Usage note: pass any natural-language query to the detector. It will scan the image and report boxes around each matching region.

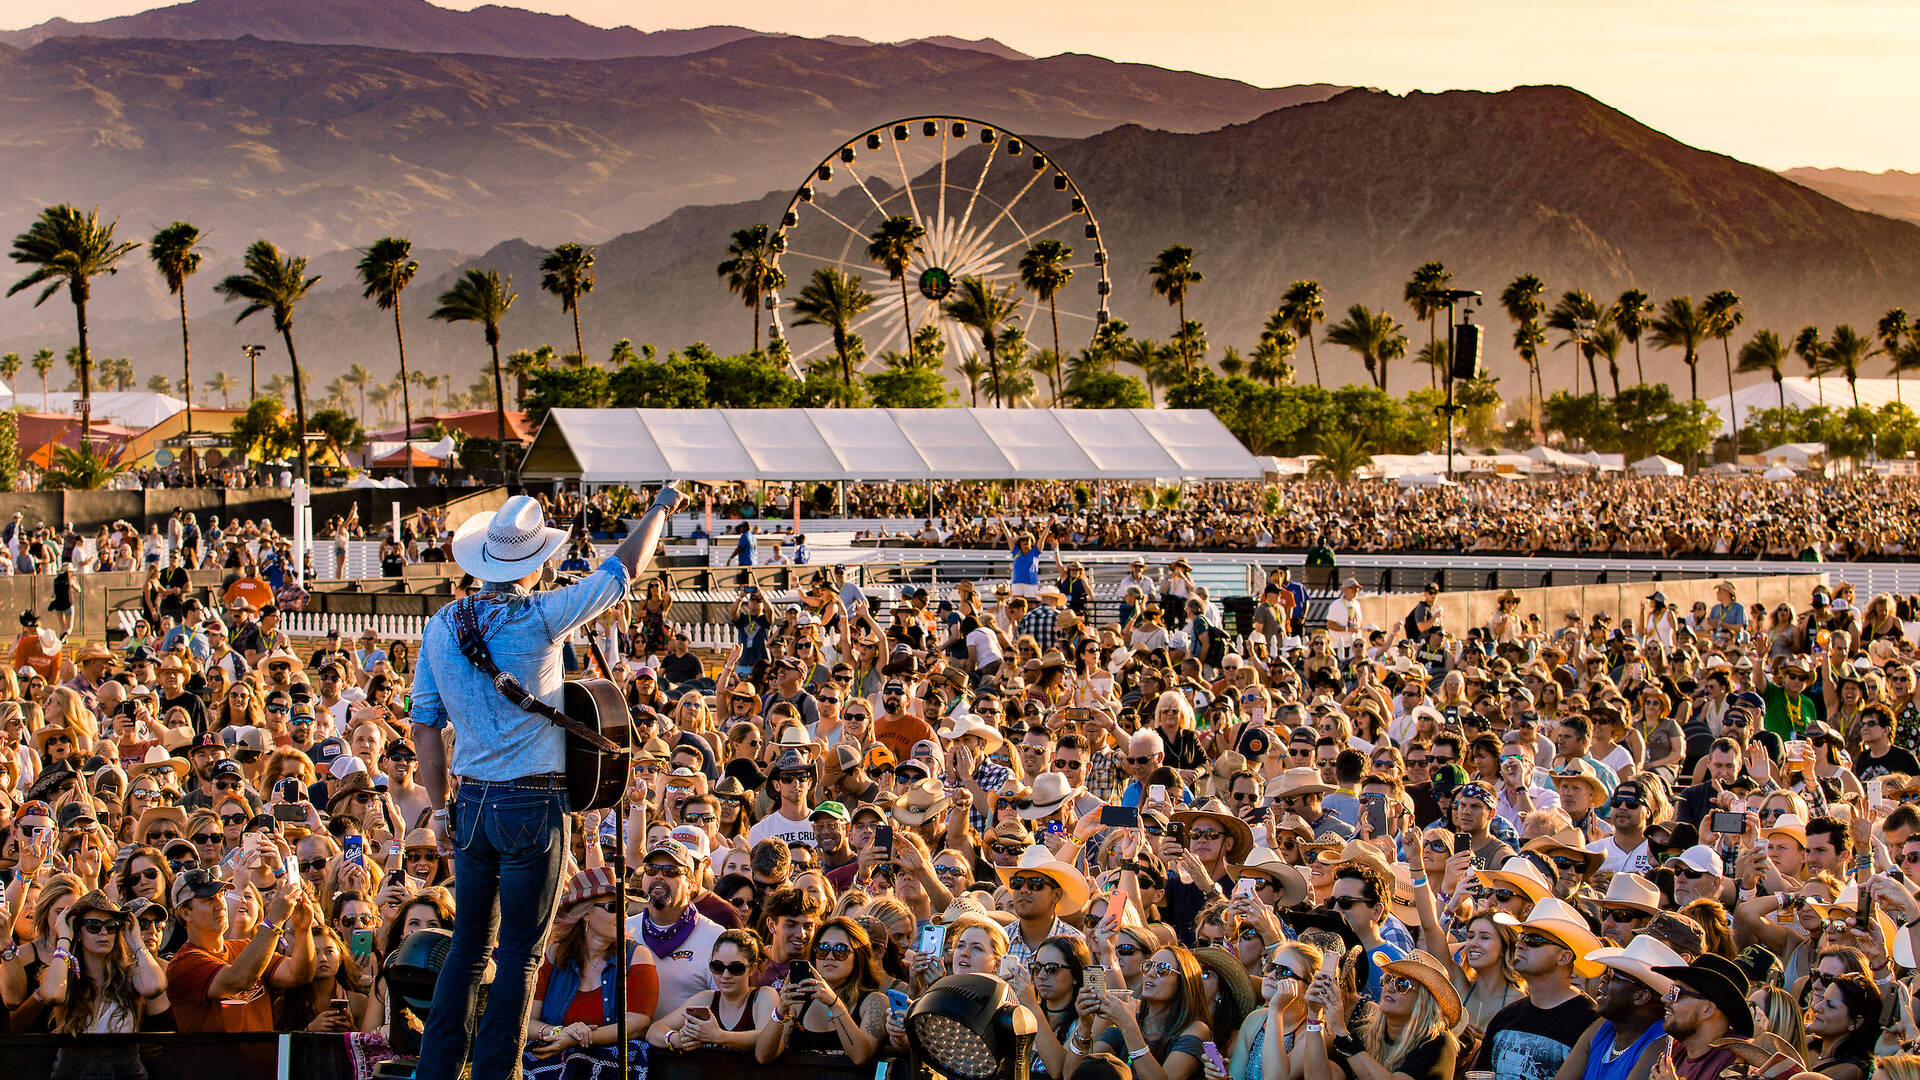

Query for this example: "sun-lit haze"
[19,0,1919,173]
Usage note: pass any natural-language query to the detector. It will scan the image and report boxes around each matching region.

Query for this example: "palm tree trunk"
[898,278,915,353]
[1688,353,1699,404]
[71,284,92,453]
[1585,350,1599,398]
[751,289,762,355]
[571,306,584,364]
[1306,333,1322,388]
[491,338,509,482]
[1428,316,1438,389]
[1633,340,1645,384]
[1049,297,1063,397]
[395,307,414,487]
[1851,377,1861,410]
[1723,340,1739,454]
[283,328,309,483]
[1777,374,1786,412]
[1177,298,1189,376]
[179,290,195,484]
[988,346,1002,407]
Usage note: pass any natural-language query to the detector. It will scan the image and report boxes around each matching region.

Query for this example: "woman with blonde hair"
[1749,983,1808,1059]
[42,686,97,754]
[214,682,264,732]
[1229,939,1322,1080]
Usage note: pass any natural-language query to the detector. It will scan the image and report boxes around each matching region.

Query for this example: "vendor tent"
[1631,455,1685,476]
[520,408,1265,483]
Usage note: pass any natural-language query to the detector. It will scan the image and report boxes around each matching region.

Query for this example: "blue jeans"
[416,781,571,1080]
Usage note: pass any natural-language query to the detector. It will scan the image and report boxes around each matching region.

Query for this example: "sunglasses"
[1517,932,1562,950]
[79,918,124,935]
[643,864,686,879]
[1115,943,1143,957]
[813,942,853,960]
[1384,976,1417,994]
[1601,906,1647,922]
[137,912,167,928]
[168,858,197,872]
[214,780,243,792]
[1663,984,1705,1004]
[300,857,329,874]
[1052,759,1084,771]
[1489,889,1520,904]
[1126,755,1157,765]
[220,813,249,826]
[148,830,180,842]
[338,913,381,928]
[192,832,221,845]
[1189,827,1225,842]
[933,863,967,877]
[1229,791,1259,804]
[1610,797,1643,810]
[1327,896,1372,910]
[685,812,717,825]
[1028,961,1071,978]
[710,960,750,976]
[594,900,630,915]
[130,866,160,882]
[1007,874,1055,892]
[1142,960,1177,976]
[989,843,1026,858]
[1551,857,1584,872]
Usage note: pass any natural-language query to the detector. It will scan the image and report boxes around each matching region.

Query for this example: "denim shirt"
[411,557,631,781]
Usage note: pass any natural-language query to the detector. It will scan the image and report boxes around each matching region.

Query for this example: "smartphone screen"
[1362,794,1387,836]
[1709,810,1746,835]
[874,825,894,854]
[686,1005,713,1022]
[1099,805,1140,829]
[1147,785,1167,805]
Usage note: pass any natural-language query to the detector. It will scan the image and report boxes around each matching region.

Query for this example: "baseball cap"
[910,739,939,761]
[187,732,224,754]
[1665,844,1722,876]
[331,756,368,778]
[645,837,698,873]
[170,867,234,908]
[209,759,243,780]
[666,826,711,862]
[809,801,849,823]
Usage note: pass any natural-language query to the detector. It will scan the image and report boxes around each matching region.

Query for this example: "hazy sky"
[27,0,1920,172]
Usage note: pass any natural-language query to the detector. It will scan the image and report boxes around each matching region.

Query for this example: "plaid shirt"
[1083,746,1125,803]
[1005,918,1085,972]
[971,759,1012,832]
[1018,606,1059,652]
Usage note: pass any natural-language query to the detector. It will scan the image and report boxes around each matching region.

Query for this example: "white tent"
[1581,451,1626,472]
[1760,443,1825,468]
[1524,445,1593,470]
[1631,455,1685,476]
[1705,377,1910,431]
[1395,473,1453,487]
[521,408,1266,482]
[1763,466,1797,481]
[15,390,186,429]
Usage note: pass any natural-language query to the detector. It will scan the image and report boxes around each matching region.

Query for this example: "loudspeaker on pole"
[1451,322,1483,380]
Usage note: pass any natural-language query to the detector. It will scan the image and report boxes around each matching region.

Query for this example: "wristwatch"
[0,944,16,963]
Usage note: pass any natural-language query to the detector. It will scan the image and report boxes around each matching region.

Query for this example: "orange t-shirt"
[532,956,659,1027]
[224,578,275,610]
[168,939,284,1033]
[11,633,59,680]
[874,713,937,765]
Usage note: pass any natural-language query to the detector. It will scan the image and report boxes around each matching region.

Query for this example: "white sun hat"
[450,495,571,583]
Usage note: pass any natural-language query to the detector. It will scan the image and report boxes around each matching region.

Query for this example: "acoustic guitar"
[558,677,633,812]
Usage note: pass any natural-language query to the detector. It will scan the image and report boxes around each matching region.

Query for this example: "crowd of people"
[17,498,1920,1080]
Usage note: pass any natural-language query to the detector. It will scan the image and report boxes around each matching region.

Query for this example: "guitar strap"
[448,594,627,756]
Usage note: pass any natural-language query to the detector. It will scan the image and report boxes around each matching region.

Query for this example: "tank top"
[1580,1019,1666,1080]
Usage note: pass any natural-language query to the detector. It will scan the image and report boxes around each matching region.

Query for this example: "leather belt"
[459,773,569,791]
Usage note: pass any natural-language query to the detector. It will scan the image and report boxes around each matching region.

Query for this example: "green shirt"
[1762,683,1815,739]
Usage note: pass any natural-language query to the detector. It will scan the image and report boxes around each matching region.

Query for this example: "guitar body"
[560,678,633,811]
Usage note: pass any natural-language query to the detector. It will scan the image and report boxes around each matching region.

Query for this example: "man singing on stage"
[410,482,683,1080]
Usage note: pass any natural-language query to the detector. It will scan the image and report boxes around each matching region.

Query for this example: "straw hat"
[1474,856,1554,904]
[993,844,1091,915]
[262,648,305,673]
[891,779,953,827]
[1548,760,1608,801]
[1171,799,1255,863]
[941,712,1005,754]
[1493,897,1607,977]
[1036,649,1069,671]
[1521,828,1603,880]
[126,745,190,783]
[1765,813,1809,848]
[1192,945,1257,1014]
[1598,872,1661,915]
[1018,773,1082,820]
[1584,934,1686,994]
[1313,839,1392,878]
[28,723,83,755]
[1708,1033,1804,1076]
[1229,846,1309,907]
[452,494,571,583]
[1263,767,1335,801]
[134,806,189,842]
[1379,950,1461,1027]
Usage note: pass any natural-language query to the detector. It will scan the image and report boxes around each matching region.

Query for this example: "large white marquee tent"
[521,408,1266,483]
[1705,376,1911,431]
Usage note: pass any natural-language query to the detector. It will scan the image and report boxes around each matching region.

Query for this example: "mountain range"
[15,82,1919,408]
[1781,168,1920,226]
[0,0,1029,59]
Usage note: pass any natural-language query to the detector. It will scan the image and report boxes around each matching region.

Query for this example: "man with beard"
[1557,937,1683,1080]
[1473,898,1601,1080]
[179,733,234,811]
[994,845,1088,968]
[807,802,856,872]
[1651,954,1750,1080]
[872,679,934,763]
[1585,780,1653,875]
[1663,845,1730,907]
[626,837,723,1015]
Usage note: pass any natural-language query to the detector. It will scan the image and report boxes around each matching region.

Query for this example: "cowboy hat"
[1651,954,1754,1036]
[1584,934,1686,995]
[942,712,1005,754]
[1229,846,1310,907]
[1312,839,1392,877]
[890,778,952,827]
[28,723,83,755]
[1036,649,1069,671]
[1263,767,1335,801]
[134,806,189,842]
[1475,856,1555,905]
[994,844,1091,915]
[1765,813,1809,848]
[1708,1034,1804,1076]
[451,494,571,583]
[1018,773,1082,821]
[1171,800,1255,863]
[1494,897,1607,977]
[326,772,378,815]
[1598,872,1661,915]
[1266,814,1317,846]
[74,641,115,665]
[1522,828,1604,880]
[1547,760,1608,801]
[1379,950,1462,1027]
[261,649,305,673]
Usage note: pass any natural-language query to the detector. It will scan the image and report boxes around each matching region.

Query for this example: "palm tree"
[957,357,986,406]
[1499,274,1547,413]
[1648,296,1712,404]
[1249,330,1294,386]
[357,237,420,477]
[1415,340,1450,387]
[1879,308,1913,403]
[1309,429,1372,483]
[214,240,320,481]
[539,242,595,361]
[1546,290,1612,396]
[1591,327,1624,398]
[432,269,518,476]
[944,276,1022,406]
[146,373,171,394]
[1615,288,1653,384]
[1512,320,1547,432]
[41,444,128,490]
[323,376,350,412]
[204,370,238,407]
[1148,246,1203,375]
[1324,304,1407,393]
[103,356,135,391]
[29,349,53,410]
[1,353,22,392]
[1822,325,1876,410]
[148,221,204,479]
[1019,239,1074,394]
[717,225,786,354]
[1277,280,1326,387]
[1172,320,1208,376]
[1219,347,1244,378]
[504,347,552,408]
[1793,327,1827,405]
[791,267,875,394]
[7,204,138,449]
[867,215,928,349]
[1702,289,1745,443]
[1403,260,1451,388]
[368,383,393,424]
[262,372,292,405]
[1738,329,1791,413]
[342,363,374,421]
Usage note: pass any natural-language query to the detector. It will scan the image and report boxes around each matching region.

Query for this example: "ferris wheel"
[768,116,1113,377]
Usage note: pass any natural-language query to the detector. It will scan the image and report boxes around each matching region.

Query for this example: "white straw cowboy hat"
[994,844,1091,915]
[1584,935,1686,995]
[1018,772,1083,821]
[1598,872,1662,915]
[451,495,570,583]
[1493,897,1607,977]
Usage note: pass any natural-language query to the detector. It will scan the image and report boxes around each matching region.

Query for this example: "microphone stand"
[615,787,633,1080]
